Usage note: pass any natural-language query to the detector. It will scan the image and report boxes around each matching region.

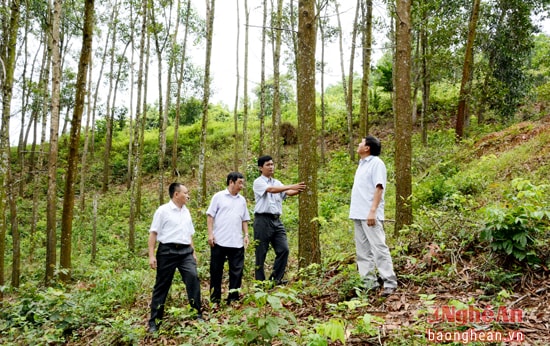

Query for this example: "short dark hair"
[257,155,273,167]
[365,136,382,156]
[168,182,183,198]
[226,171,244,185]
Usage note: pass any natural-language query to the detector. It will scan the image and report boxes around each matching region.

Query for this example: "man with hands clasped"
[207,172,251,304]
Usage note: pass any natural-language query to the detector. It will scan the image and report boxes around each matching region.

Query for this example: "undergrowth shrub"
[480,179,550,266]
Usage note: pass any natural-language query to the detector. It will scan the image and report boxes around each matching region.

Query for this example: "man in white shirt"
[207,172,251,304]
[253,155,305,285]
[349,136,397,297]
[147,183,202,333]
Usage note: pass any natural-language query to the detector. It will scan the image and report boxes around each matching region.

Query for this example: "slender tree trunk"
[271,0,283,164]
[258,0,267,156]
[297,0,320,267]
[1,0,22,294]
[60,0,94,283]
[346,0,360,160]
[150,1,168,204]
[129,0,148,252]
[198,0,216,207]
[102,0,120,193]
[233,0,241,172]
[394,0,413,234]
[455,0,481,141]
[335,1,354,160]
[242,0,250,193]
[359,0,373,137]
[173,0,192,177]
[162,0,180,195]
[421,20,429,146]
[46,0,63,286]
[80,57,94,212]
[318,5,327,165]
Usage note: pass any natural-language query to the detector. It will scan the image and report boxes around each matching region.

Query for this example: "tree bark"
[297,0,320,267]
[455,0,481,141]
[359,0,373,137]
[271,0,283,164]
[394,0,413,234]
[101,0,120,194]
[198,0,215,207]
[233,0,241,172]
[1,0,22,294]
[258,0,267,156]
[60,0,94,283]
[172,0,192,177]
[46,0,63,286]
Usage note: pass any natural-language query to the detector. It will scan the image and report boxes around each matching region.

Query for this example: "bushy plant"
[480,179,550,265]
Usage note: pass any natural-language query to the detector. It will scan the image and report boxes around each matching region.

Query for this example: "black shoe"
[195,314,204,322]
[147,323,158,333]
[381,287,396,297]
[275,279,288,286]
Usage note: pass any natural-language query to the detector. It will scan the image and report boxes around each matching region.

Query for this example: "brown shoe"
[381,287,396,297]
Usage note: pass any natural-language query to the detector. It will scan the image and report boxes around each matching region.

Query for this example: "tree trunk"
[101,0,120,194]
[60,0,94,283]
[242,0,250,191]
[46,0,63,286]
[198,0,215,207]
[258,0,267,156]
[1,0,22,295]
[297,0,320,268]
[129,0,149,252]
[420,21,429,146]
[150,1,167,204]
[455,0,481,141]
[318,5,327,165]
[271,0,283,164]
[359,0,373,137]
[394,0,413,234]
[233,0,241,172]
[173,0,192,177]
[335,1,357,160]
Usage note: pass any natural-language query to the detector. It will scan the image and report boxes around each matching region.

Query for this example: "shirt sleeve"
[149,208,162,233]
[206,193,218,217]
[253,177,268,200]
[372,159,387,189]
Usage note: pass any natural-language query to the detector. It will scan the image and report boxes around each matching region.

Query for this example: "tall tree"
[394,0,413,233]
[172,0,192,177]
[60,0,94,283]
[233,0,241,172]
[241,0,250,180]
[129,0,149,252]
[45,0,63,285]
[271,0,283,163]
[101,0,120,194]
[297,0,320,267]
[455,0,481,140]
[258,0,267,156]
[1,0,22,294]
[150,0,171,204]
[198,0,215,207]
[359,0,374,137]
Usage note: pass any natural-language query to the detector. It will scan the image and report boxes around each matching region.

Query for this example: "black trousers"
[209,244,245,303]
[253,213,289,283]
[149,243,201,327]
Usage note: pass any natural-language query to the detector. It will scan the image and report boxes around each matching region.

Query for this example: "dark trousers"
[209,244,245,303]
[253,214,289,283]
[149,243,201,327]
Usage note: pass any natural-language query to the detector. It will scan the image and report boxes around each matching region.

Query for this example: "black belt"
[160,242,190,249]
[255,213,280,220]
